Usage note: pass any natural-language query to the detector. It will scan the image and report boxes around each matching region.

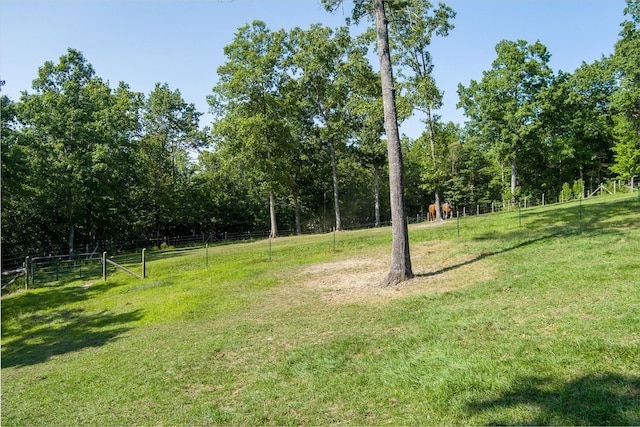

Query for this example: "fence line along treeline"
[3,2,639,278]
[4,189,637,293]
[3,182,636,274]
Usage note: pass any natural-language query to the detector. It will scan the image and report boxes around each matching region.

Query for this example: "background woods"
[2,1,639,263]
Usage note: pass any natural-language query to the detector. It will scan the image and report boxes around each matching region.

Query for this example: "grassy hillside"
[2,193,639,425]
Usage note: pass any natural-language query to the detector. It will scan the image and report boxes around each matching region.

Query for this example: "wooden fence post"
[142,248,146,278]
[518,204,522,227]
[579,197,583,219]
[24,256,30,290]
[102,251,107,280]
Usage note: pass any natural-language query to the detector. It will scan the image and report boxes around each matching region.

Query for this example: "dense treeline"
[2,0,639,260]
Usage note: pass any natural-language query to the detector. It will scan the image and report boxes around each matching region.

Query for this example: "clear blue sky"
[0,0,627,139]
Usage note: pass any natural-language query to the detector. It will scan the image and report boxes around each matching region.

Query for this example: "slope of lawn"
[2,192,639,425]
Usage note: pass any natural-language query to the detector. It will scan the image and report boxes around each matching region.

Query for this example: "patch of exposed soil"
[291,240,496,305]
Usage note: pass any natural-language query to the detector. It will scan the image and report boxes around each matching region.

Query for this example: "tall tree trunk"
[329,138,342,231]
[373,164,381,227]
[155,203,161,240]
[67,188,74,254]
[510,157,517,205]
[267,150,278,238]
[375,0,413,286]
[269,189,278,238]
[291,182,302,235]
[427,106,442,220]
[67,130,75,254]
[427,106,437,166]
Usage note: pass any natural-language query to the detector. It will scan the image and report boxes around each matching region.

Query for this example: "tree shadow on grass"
[521,196,639,233]
[465,196,637,247]
[467,373,640,425]
[2,280,124,315]
[2,280,143,368]
[1,307,143,368]
[415,233,561,279]
[416,219,630,279]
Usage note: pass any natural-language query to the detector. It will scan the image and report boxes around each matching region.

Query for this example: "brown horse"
[442,202,453,219]
[428,203,437,221]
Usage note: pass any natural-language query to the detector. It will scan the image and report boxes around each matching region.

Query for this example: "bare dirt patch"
[291,240,496,305]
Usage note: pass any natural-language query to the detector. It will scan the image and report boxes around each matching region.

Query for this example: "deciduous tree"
[209,21,292,238]
[289,24,358,231]
[458,40,553,204]
[18,49,143,252]
[323,0,413,286]
[388,0,455,219]
[538,61,615,195]
[140,82,203,237]
[610,0,640,185]
[1,90,34,255]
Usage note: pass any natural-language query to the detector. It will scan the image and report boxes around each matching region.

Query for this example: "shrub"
[561,182,572,202]
[573,179,584,199]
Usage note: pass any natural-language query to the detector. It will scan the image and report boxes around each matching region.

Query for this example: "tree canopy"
[2,1,637,278]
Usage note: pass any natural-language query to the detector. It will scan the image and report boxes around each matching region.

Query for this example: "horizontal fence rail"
[28,253,104,288]
[3,186,637,294]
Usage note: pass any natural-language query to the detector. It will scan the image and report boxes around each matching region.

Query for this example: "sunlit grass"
[2,192,639,425]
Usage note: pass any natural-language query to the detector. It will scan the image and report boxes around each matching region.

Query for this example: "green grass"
[2,192,639,425]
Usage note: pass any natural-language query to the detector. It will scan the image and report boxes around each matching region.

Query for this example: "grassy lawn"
[2,193,639,425]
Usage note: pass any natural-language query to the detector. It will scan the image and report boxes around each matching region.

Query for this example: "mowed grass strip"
[2,192,639,425]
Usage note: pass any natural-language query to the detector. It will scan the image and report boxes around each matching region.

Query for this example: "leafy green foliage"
[140,82,203,236]
[610,0,640,181]
[384,0,456,217]
[573,179,585,199]
[562,182,572,201]
[1,94,33,255]
[458,40,553,203]
[13,49,145,252]
[535,60,616,195]
[2,1,638,267]
[289,24,370,231]
[209,21,294,237]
